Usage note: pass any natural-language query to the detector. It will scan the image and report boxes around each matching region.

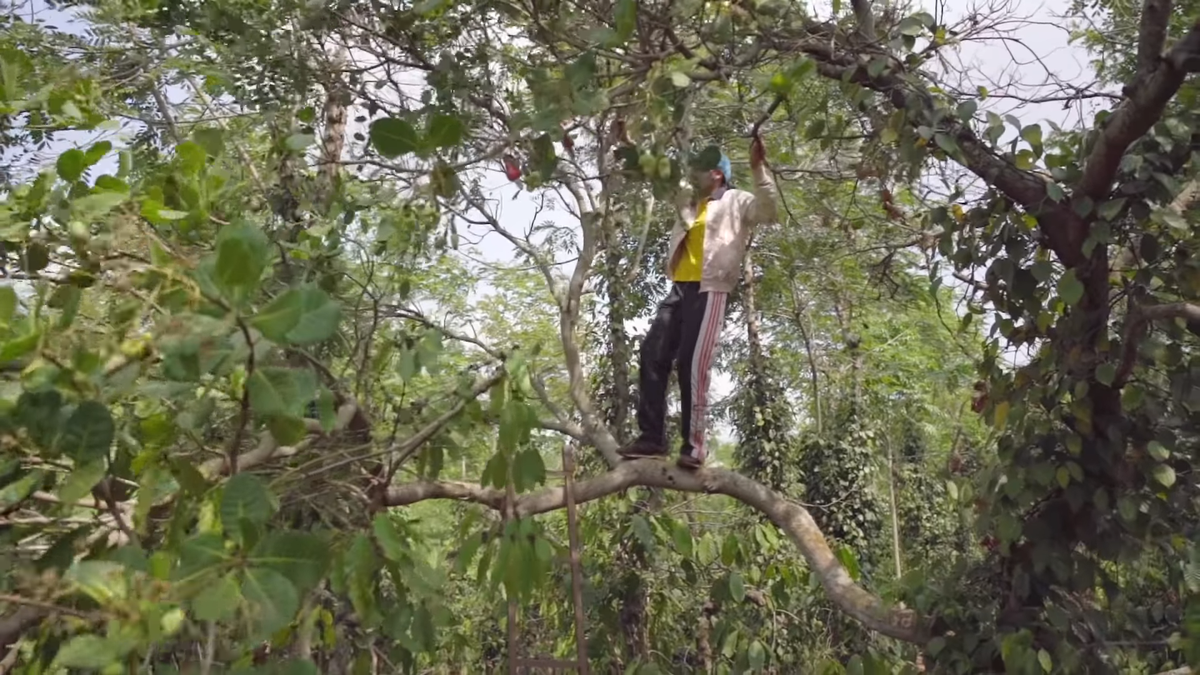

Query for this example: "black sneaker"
[617,438,667,460]
[677,449,706,470]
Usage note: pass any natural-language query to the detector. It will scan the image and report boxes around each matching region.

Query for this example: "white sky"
[8,0,1103,449]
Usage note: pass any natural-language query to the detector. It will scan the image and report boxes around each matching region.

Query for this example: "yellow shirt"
[673,199,707,282]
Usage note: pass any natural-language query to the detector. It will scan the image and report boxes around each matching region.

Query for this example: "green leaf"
[56,149,86,182]
[934,133,958,155]
[242,566,300,640]
[286,133,316,151]
[728,570,746,602]
[1098,197,1126,221]
[1038,649,1052,672]
[58,401,114,462]
[220,472,278,530]
[426,114,465,149]
[267,415,308,445]
[193,128,225,157]
[1117,496,1139,523]
[192,572,241,621]
[251,530,329,593]
[373,514,409,561]
[58,460,106,504]
[1151,463,1176,488]
[71,191,129,218]
[345,533,381,623]
[35,524,90,574]
[1148,441,1170,461]
[1031,260,1054,282]
[1021,124,1043,148]
[251,286,341,346]
[836,545,862,581]
[370,118,419,158]
[0,329,40,363]
[530,133,558,182]
[317,387,337,433]
[0,286,17,324]
[211,222,270,305]
[1057,269,1084,305]
[1045,182,1064,203]
[512,448,546,492]
[748,640,766,671]
[1095,363,1116,386]
[83,140,112,167]
[65,560,127,603]
[671,521,694,558]
[956,100,977,121]
[670,71,691,88]
[52,634,128,669]
[248,367,318,418]
[0,470,45,512]
[176,141,207,174]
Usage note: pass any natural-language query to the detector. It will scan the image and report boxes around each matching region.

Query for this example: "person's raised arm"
[744,135,779,225]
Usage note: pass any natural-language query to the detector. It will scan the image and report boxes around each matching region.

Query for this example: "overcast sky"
[9,0,1103,451]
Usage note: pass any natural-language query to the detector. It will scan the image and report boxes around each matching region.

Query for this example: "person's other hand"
[750,134,766,170]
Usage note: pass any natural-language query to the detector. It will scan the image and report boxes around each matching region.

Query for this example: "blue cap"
[716,152,732,187]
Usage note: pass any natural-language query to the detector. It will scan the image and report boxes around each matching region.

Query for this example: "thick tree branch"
[1135,0,1173,85]
[0,607,43,655]
[385,459,928,644]
[1079,17,1200,199]
[849,0,876,42]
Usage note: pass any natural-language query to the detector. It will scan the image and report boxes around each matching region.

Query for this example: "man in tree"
[619,136,778,469]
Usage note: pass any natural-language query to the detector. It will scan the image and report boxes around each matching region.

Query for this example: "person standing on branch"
[619,135,778,469]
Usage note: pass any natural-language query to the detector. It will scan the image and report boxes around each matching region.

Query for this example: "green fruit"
[657,157,672,180]
[639,152,657,176]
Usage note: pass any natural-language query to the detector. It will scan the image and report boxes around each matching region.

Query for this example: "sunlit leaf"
[1151,464,1176,488]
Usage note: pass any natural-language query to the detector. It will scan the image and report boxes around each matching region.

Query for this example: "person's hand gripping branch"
[749,132,766,172]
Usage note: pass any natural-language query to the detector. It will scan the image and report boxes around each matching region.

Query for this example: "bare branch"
[386,460,928,643]
[1115,301,1200,386]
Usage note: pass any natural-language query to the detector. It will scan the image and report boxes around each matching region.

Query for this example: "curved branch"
[385,459,929,644]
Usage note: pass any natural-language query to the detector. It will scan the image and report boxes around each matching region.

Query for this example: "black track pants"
[635,282,729,462]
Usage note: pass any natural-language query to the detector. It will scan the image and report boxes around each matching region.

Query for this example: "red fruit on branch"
[502,154,521,181]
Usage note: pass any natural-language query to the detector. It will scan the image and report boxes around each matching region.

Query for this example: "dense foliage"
[3,0,1200,673]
